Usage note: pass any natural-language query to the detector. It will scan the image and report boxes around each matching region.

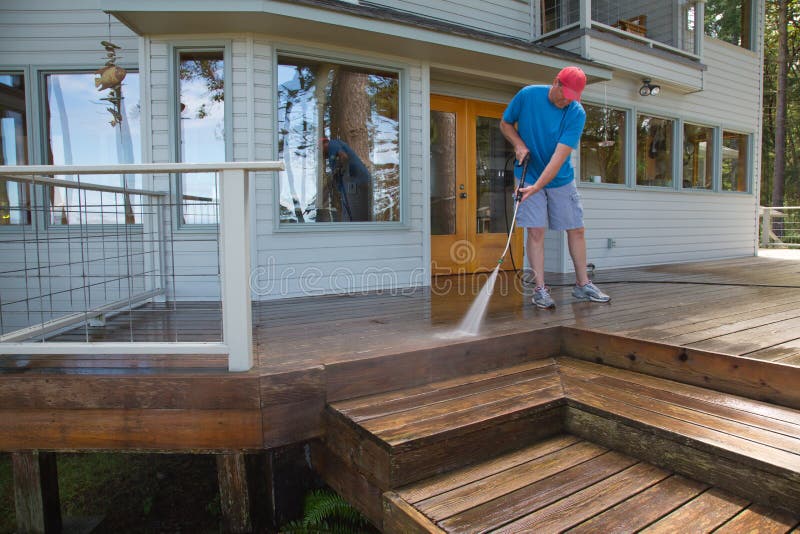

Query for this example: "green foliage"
[761,0,800,206]
[281,489,373,534]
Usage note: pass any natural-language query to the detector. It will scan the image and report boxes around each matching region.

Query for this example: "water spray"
[452,155,530,337]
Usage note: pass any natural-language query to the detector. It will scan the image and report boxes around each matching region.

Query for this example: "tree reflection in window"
[179,50,224,225]
[722,131,748,192]
[637,114,674,187]
[580,103,626,185]
[277,56,400,223]
[0,72,30,224]
[682,123,714,190]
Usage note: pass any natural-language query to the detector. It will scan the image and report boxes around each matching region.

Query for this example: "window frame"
[169,41,232,231]
[0,68,33,228]
[680,120,718,192]
[273,46,408,232]
[719,128,752,194]
[577,99,631,188]
[633,110,679,190]
[37,66,143,230]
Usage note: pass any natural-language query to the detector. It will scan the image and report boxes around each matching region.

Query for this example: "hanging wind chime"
[95,20,127,127]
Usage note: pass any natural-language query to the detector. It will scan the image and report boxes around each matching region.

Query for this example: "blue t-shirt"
[327,139,370,184]
[502,85,586,189]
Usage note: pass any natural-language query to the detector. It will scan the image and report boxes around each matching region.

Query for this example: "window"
[682,123,714,190]
[45,71,141,224]
[0,72,29,224]
[721,131,749,192]
[580,103,626,185]
[636,114,674,187]
[277,55,400,224]
[704,0,752,49]
[178,49,225,225]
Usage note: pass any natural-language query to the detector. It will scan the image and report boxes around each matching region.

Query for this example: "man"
[499,66,610,309]
[321,137,372,221]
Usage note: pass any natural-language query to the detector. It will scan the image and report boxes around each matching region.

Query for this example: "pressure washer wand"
[497,155,530,266]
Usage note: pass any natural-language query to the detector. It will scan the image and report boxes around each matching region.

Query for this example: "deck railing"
[0,161,283,371]
[537,0,702,59]
[761,206,800,248]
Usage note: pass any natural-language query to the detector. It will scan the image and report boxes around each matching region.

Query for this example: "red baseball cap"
[557,66,586,101]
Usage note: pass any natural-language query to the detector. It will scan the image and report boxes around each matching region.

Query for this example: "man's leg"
[566,227,589,286]
[568,226,611,302]
[526,227,546,288]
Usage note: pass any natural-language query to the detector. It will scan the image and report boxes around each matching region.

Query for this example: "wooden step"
[384,435,800,533]
[325,359,566,489]
[317,355,800,529]
[559,356,800,515]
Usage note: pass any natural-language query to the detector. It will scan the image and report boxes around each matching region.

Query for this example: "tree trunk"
[772,0,788,237]
[330,69,372,221]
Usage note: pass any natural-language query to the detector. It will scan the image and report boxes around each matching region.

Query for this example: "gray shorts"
[516,181,584,230]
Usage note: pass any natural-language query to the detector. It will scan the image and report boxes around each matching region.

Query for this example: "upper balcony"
[534,0,710,91]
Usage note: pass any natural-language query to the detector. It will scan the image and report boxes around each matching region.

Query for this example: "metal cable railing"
[761,207,800,248]
[0,162,283,371]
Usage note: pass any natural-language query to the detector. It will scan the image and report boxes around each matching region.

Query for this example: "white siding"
[0,0,138,66]
[569,38,762,272]
[364,0,532,40]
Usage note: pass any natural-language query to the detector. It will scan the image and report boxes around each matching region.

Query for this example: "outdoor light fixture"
[639,78,661,96]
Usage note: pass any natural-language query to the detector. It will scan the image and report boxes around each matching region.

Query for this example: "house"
[0,0,762,308]
[2,3,782,530]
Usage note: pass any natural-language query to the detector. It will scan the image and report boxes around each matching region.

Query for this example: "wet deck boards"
[387,435,800,533]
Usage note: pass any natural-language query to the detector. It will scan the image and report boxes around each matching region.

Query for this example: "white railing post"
[219,168,253,371]
[579,0,591,30]
[694,0,705,57]
[761,207,771,247]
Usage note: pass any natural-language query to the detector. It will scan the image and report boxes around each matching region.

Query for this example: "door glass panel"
[475,116,514,234]
[430,110,456,235]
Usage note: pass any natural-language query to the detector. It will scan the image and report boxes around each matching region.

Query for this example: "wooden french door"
[430,95,523,275]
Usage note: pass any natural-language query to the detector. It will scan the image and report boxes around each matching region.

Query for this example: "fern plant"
[281,488,373,534]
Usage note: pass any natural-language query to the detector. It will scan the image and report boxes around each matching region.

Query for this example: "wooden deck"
[8,253,797,371]
[253,254,800,371]
[3,255,800,532]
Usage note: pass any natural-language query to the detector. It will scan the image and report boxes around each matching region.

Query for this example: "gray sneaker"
[572,282,611,303]
[532,286,556,309]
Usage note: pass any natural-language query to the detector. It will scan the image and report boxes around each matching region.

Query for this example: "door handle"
[459,192,467,199]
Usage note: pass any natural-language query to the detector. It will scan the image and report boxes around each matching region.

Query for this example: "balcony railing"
[537,0,703,59]
[0,161,283,371]
[761,207,800,248]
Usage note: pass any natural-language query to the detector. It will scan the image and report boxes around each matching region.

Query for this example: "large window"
[45,71,141,224]
[722,131,749,192]
[0,72,29,224]
[682,123,714,190]
[178,49,225,225]
[636,114,674,187]
[704,0,752,49]
[580,103,626,185]
[277,55,400,224]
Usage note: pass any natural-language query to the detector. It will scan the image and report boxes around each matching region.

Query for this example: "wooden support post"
[217,453,253,534]
[264,444,318,530]
[12,452,62,534]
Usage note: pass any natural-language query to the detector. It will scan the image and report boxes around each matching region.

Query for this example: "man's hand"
[518,184,539,202]
[515,147,530,165]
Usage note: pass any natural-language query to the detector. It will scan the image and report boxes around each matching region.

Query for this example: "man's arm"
[518,143,572,201]
[499,120,528,163]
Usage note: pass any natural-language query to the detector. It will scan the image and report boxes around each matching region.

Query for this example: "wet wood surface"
[390,435,800,533]
[4,255,797,373]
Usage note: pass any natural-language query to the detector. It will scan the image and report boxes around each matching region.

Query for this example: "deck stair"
[315,356,800,532]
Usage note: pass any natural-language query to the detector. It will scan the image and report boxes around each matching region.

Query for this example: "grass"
[0,452,220,533]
